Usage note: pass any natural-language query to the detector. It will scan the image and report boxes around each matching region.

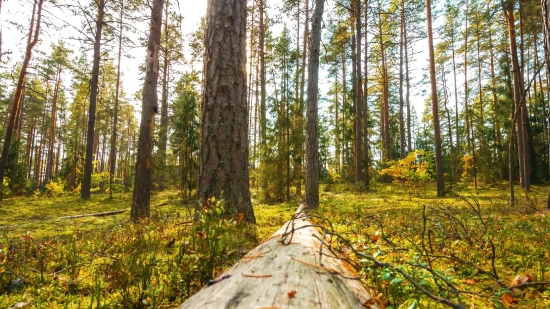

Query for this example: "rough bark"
[81,0,105,199]
[131,0,165,221]
[0,0,43,199]
[199,0,255,223]
[426,0,445,197]
[305,0,325,209]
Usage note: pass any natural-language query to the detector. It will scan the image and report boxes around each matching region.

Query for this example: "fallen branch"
[57,209,127,219]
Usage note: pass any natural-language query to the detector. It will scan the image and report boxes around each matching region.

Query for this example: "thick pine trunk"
[131,0,165,221]
[363,0,369,188]
[81,0,105,199]
[305,0,325,209]
[199,0,255,223]
[427,0,445,197]
[0,0,43,198]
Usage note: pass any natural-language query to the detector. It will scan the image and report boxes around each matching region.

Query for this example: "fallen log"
[178,208,380,309]
[56,202,170,220]
[57,209,127,219]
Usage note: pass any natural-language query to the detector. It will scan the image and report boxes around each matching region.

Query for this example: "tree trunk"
[259,0,267,192]
[541,0,550,206]
[354,0,363,184]
[504,1,529,197]
[399,3,405,159]
[158,0,170,191]
[0,0,43,199]
[426,0,445,197]
[305,0,325,209]
[81,0,105,199]
[44,64,62,184]
[131,0,165,221]
[297,0,309,195]
[110,0,123,199]
[363,0,369,188]
[199,0,255,223]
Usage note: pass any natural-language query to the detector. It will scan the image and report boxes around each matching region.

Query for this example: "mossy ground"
[0,182,549,308]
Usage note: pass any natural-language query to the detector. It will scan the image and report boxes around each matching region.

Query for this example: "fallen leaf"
[462,279,476,285]
[374,293,386,309]
[500,293,518,308]
[371,230,379,243]
[511,275,530,286]
[287,290,297,298]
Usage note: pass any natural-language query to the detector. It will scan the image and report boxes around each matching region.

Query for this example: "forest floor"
[0,182,549,308]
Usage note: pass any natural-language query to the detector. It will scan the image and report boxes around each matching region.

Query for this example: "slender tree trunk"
[81,0,105,199]
[131,0,165,221]
[363,0,369,187]
[427,0,445,197]
[399,3,405,159]
[305,0,325,209]
[451,30,460,150]
[377,1,390,162]
[297,0,309,195]
[44,64,62,184]
[404,13,411,153]
[259,0,267,192]
[0,0,43,198]
[354,0,363,184]
[110,0,123,199]
[199,0,255,223]
[489,34,504,179]
[158,0,170,191]
[542,0,550,194]
[504,0,528,198]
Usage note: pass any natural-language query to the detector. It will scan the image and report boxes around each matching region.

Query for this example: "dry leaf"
[511,275,530,286]
[462,279,476,285]
[287,290,297,298]
[500,293,518,308]
[371,230,380,243]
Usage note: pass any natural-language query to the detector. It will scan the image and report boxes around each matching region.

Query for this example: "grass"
[0,182,549,308]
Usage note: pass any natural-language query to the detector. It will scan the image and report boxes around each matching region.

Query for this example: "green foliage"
[0,194,260,308]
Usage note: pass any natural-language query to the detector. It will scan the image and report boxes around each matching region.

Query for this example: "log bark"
[178,208,380,309]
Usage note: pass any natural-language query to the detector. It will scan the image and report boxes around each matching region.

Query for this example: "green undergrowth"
[0,193,293,308]
[1,183,549,308]
[315,183,550,308]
